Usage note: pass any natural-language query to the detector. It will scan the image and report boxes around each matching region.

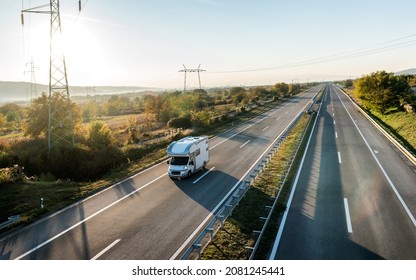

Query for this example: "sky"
[1,0,416,90]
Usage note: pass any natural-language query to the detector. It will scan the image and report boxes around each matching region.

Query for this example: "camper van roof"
[167,136,207,155]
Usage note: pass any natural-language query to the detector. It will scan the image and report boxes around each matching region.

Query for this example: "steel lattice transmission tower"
[22,0,75,152]
[179,64,206,93]
[24,57,39,102]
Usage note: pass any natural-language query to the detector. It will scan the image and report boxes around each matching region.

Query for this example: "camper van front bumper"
[168,170,189,179]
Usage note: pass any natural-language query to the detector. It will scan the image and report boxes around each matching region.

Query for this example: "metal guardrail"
[179,89,322,260]
[0,215,20,230]
[337,86,416,167]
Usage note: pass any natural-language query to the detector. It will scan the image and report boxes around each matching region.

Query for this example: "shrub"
[167,116,192,129]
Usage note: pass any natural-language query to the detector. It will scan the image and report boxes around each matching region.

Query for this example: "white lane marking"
[263,126,270,131]
[334,120,336,125]
[269,87,326,260]
[14,173,167,260]
[240,140,251,149]
[344,198,353,233]
[210,97,306,150]
[276,117,281,121]
[91,239,121,260]
[210,124,254,150]
[192,167,215,184]
[374,150,379,154]
[335,132,338,139]
[333,113,335,117]
[338,151,342,164]
[333,86,416,228]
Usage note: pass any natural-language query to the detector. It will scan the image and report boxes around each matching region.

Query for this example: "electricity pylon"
[179,64,206,93]
[24,57,39,102]
[22,0,75,152]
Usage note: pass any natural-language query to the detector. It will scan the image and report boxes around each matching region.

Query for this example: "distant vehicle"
[167,136,209,179]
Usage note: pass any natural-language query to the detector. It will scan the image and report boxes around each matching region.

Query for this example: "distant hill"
[0,81,159,104]
[395,68,416,76]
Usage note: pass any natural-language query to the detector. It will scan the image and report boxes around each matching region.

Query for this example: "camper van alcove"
[167,136,209,179]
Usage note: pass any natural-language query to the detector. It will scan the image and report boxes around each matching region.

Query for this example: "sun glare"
[22,15,104,85]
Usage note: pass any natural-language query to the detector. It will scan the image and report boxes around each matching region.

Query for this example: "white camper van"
[167,136,209,179]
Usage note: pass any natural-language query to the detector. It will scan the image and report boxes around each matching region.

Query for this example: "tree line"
[0,82,308,182]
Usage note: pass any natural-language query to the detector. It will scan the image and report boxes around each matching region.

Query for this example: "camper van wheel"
[202,161,206,169]
[187,171,192,178]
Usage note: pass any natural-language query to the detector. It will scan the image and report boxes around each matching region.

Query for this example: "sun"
[23,15,104,86]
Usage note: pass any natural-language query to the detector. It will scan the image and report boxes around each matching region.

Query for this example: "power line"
[209,33,416,74]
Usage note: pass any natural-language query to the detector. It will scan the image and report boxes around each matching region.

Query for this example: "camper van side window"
[195,148,200,156]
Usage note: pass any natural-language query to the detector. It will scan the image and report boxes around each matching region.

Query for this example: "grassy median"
[201,112,314,260]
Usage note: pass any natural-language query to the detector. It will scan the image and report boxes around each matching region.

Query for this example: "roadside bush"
[0,168,12,184]
[167,116,192,129]
[9,138,48,176]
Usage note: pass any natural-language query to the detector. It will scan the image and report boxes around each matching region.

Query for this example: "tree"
[6,111,20,123]
[143,94,172,123]
[273,82,289,97]
[0,113,5,128]
[87,121,115,151]
[82,100,98,122]
[288,83,300,95]
[344,79,353,88]
[24,92,82,137]
[354,71,410,114]
[126,116,140,144]
[0,103,21,116]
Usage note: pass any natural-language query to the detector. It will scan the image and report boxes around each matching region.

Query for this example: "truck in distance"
[167,136,209,179]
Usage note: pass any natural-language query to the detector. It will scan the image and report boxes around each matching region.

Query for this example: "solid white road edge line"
[333,86,416,228]
[192,167,215,184]
[268,87,327,260]
[14,174,167,260]
[344,198,353,233]
[91,239,121,260]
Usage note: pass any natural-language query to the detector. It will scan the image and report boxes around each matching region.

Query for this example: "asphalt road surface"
[272,84,416,260]
[0,85,323,260]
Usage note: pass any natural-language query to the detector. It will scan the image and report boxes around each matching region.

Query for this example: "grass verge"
[343,88,416,155]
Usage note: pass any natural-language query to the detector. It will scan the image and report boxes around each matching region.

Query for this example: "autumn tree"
[273,82,289,97]
[354,71,410,114]
[87,121,115,151]
[24,92,82,138]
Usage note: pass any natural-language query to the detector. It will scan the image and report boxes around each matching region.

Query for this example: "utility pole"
[179,64,206,93]
[21,1,77,152]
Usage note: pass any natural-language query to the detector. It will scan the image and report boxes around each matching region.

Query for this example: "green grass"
[344,88,416,155]
[200,113,312,260]
[369,110,416,155]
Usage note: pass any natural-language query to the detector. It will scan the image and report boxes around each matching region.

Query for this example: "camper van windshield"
[170,156,189,165]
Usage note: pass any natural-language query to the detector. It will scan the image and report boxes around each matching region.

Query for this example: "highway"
[272,84,416,259]
[0,85,322,260]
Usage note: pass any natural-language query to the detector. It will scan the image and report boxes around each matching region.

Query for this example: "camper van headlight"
[183,166,188,170]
